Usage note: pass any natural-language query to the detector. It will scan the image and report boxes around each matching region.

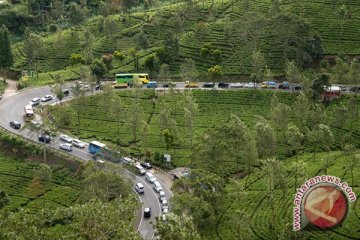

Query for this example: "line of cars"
[126,157,169,219]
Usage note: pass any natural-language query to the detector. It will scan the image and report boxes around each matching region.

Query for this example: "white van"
[145,172,157,183]
[122,157,134,164]
[135,183,144,194]
[135,164,146,175]
[153,181,163,193]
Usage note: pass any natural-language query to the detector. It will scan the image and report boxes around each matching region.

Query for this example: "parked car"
[140,162,152,169]
[350,86,360,92]
[0,95,3,100]
[185,81,198,88]
[147,81,158,88]
[202,82,215,88]
[244,82,255,88]
[218,82,229,88]
[162,82,176,88]
[122,157,134,164]
[62,89,70,96]
[229,83,244,88]
[72,139,85,148]
[161,199,169,211]
[29,97,40,106]
[293,85,302,91]
[41,95,53,102]
[279,82,290,89]
[135,164,146,175]
[59,143,72,151]
[145,172,157,183]
[38,134,51,143]
[153,181,163,193]
[261,81,277,89]
[135,183,144,194]
[60,134,73,143]
[158,190,166,202]
[144,207,151,218]
[9,121,21,129]
[31,120,41,129]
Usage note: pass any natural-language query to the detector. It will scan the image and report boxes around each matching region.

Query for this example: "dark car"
[140,162,152,169]
[62,89,70,96]
[203,82,215,88]
[218,82,229,88]
[38,134,51,143]
[279,82,290,89]
[95,83,103,90]
[350,86,360,92]
[144,207,151,218]
[293,85,302,91]
[162,82,176,88]
[10,121,21,129]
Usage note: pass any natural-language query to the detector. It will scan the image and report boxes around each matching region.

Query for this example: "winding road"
[0,81,173,240]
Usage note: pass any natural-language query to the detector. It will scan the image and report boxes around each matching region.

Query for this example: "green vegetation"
[0,150,80,212]
[2,0,360,85]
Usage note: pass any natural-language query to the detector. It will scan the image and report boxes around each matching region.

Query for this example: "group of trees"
[0,161,140,239]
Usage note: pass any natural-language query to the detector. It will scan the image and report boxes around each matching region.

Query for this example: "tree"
[33,163,52,186]
[262,157,286,229]
[155,213,201,240]
[207,65,223,84]
[317,124,334,174]
[285,60,301,86]
[69,2,86,25]
[182,91,199,151]
[331,57,349,84]
[90,60,107,80]
[0,189,10,209]
[51,0,64,21]
[159,64,170,84]
[128,87,144,144]
[180,58,198,82]
[81,28,95,64]
[343,144,359,187]
[134,32,150,50]
[285,123,303,160]
[292,92,309,131]
[113,50,126,62]
[250,50,266,88]
[255,120,277,159]
[103,16,118,50]
[51,73,65,104]
[311,73,330,100]
[69,53,86,65]
[0,25,13,73]
[129,48,139,72]
[27,177,44,199]
[23,32,43,71]
[269,95,291,132]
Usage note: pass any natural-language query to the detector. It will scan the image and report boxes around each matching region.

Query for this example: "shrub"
[69,53,86,66]
[113,51,125,62]
[48,24,57,33]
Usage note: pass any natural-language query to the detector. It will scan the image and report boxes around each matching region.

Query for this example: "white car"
[122,157,134,164]
[60,134,73,143]
[145,172,157,183]
[41,95,53,102]
[229,83,244,88]
[244,82,256,88]
[153,181,163,193]
[29,97,40,106]
[59,143,72,151]
[135,183,144,194]
[158,191,166,202]
[72,139,85,148]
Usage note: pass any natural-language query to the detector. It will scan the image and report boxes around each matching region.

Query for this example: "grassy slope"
[11,0,360,84]
[0,151,80,213]
[217,151,360,239]
[49,89,360,169]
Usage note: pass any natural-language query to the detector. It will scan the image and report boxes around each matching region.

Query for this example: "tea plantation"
[9,0,360,85]
[216,151,360,239]
[0,150,80,213]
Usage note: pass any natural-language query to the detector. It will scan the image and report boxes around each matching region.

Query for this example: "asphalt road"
[0,84,172,240]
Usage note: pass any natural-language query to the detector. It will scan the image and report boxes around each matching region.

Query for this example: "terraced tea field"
[217,151,360,239]
[0,151,80,212]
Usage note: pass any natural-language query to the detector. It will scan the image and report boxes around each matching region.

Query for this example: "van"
[153,181,163,193]
[135,183,144,194]
[145,172,157,183]
[135,164,146,175]
[62,89,70,96]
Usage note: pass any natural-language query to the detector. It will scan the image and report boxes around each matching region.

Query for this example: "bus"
[24,104,34,122]
[113,73,150,88]
[88,141,106,155]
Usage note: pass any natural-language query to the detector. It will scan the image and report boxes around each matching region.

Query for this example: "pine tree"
[0,25,13,70]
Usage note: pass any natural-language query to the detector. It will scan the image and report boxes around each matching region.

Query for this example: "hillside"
[49,89,360,173]
[216,151,360,239]
[4,0,360,85]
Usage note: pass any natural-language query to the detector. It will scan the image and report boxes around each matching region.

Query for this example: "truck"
[88,141,106,155]
[261,81,276,89]
[185,81,198,88]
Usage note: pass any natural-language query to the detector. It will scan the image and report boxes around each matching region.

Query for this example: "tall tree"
[255,120,277,159]
[182,91,199,152]
[285,123,303,160]
[23,32,43,71]
[207,65,223,84]
[155,213,201,240]
[0,25,13,74]
[103,16,118,50]
[81,28,95,64]
[250,50,266,88]
[180,58,198,82]
[0,189,10,209]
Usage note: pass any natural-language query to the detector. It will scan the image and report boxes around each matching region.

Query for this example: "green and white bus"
[113,73,150,88]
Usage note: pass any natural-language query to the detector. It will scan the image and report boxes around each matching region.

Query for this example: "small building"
[170,167,190,179]
[323,85,342,101]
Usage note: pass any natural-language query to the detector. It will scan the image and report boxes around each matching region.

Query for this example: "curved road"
[0,83,172,240]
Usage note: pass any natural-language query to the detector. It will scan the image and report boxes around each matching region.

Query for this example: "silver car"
[72,139,85,148]
[60,134,73,143]
[59,143,72,151]
[41,95,53,102]
[29,97,40,106]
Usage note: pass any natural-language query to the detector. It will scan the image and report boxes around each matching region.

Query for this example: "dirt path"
[2,79,17,98]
